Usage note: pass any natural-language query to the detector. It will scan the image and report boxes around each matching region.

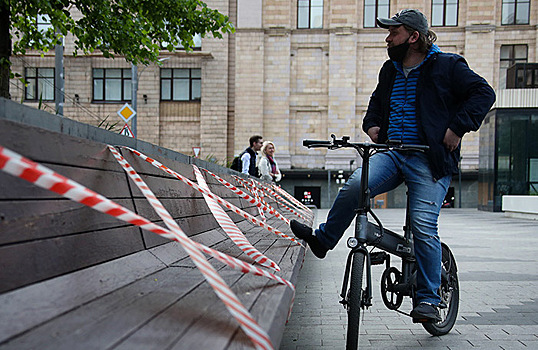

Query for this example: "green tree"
[0,0,234,98]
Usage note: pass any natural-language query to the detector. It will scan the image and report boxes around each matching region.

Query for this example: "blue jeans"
[316,150,451,305]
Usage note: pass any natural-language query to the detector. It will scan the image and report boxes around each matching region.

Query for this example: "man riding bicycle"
[290,8,495,322]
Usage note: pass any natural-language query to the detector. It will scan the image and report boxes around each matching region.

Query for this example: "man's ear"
[409,31,420,43]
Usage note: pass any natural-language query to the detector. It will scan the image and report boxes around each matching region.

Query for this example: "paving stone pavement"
[280,208,538,349]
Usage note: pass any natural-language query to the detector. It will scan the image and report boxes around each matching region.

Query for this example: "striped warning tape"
[248,178,267,222]
[0,145,296,350]
[264,182,314,220]
[231,176,273,209]
[260,181,314,221]
[246,178,268,221]
[233,175,311,222]
[201,168,290,226]
[232,177,301,222]
[248,181,303,220]
[191,164,279,271]
[272,183,314,215]
[121,146,303,247]
[107,146,292,284]
[107,146,276,348]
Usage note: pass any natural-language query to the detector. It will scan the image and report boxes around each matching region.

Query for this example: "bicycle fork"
[340,214,390,310]
[340,245,371,309]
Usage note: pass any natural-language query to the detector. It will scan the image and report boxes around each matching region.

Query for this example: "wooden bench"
[0,100,309,349]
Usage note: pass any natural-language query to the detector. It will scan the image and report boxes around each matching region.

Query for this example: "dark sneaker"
[411,302,442,323]
[290,219,328,259]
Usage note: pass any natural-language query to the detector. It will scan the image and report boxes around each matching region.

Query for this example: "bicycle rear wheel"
[346,251,365,350]
[423,243,459,336]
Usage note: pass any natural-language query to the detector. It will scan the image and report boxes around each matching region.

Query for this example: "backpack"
[230,151,246,171]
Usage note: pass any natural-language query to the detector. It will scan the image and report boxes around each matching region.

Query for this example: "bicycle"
[302,135,459,350]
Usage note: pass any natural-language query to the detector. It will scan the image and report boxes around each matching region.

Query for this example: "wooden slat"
[0,266,202,350]
[120,148,195,180]
[0,163,132,200]
[0,119,121,169]
[0,226,145,293]
[0,199,136,245]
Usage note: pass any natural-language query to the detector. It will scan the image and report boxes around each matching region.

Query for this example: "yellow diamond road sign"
[117,103,136,123]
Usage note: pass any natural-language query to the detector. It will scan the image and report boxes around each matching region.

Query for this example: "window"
[506,63,538,88]
[500,45,528,88]
[179,33,202,50]
[28,14,54,46]
[163,33,202,51]
[432,0,458,26]
[364,0,390,28]
[92,68,132,102]
[502,0,530,25]
[160,68,201,101]
[24,67,55,101]
[297,0,323,29]
[37,14,53,32]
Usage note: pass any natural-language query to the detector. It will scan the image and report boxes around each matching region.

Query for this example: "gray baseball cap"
[376,9,429,35]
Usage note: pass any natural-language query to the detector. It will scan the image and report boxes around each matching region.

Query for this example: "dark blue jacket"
[363,52,496,180]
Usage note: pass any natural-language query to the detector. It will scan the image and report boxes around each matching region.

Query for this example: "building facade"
[10,0,538,208]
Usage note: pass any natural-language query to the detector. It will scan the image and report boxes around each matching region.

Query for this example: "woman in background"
[258,141,281,182]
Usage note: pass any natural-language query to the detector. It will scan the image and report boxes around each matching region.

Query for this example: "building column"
[325,27,357,169]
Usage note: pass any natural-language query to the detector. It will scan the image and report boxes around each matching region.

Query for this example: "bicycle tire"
[422,244,459,336]
[346,251,365,350]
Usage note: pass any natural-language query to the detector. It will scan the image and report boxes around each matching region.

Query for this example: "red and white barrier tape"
[251,179,267,222]
[0,145,297,350]
[232,176,270,206]
[121,146,303,247]
[264,182,314,220]
[192,164,279,271]
[233,175,310,222]
[260,181,314,221]
[272,184,313,215]
[106,146,289,350]
[250,180,280,223]
[201,168,290,226]
[108,146,292,283]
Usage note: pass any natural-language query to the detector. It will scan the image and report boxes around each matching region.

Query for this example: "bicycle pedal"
[370,251,388,265]
[412,317,435,324]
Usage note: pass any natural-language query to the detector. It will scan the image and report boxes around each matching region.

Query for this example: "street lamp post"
[130,57,170,138]
[54,34,64,117]
[458,156,463,208]
[131,64,138,137]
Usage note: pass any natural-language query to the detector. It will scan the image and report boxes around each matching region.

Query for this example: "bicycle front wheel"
[346,251,365,350]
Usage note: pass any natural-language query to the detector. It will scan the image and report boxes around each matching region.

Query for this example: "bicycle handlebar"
[303,135,429,153]
[302,139,331,147]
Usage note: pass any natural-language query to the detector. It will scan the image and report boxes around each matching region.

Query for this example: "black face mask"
[387,36,411,62]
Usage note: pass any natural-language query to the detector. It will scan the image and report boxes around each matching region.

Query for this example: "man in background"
[241,135,263,177]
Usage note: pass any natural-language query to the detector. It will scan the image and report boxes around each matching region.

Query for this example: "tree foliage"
[8,0,234,64]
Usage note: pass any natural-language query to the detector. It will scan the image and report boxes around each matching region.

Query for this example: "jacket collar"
[393,44,442,72]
